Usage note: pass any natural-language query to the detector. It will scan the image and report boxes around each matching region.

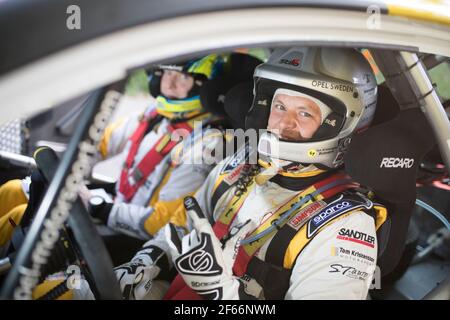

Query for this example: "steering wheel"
[35,146,121,299]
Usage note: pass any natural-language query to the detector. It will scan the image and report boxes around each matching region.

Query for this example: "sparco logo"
[380,157,414,168]
[313,201,351,225]
[279,58,301,67]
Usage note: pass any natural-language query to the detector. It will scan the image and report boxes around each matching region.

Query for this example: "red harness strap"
[164,275,201,300]
[119,113,193,202]
[164,172,355,300]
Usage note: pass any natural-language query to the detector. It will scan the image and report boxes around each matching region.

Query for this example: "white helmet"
[246,47,377,171]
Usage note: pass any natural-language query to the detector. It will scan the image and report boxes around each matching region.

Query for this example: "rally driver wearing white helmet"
[124,47,388,300]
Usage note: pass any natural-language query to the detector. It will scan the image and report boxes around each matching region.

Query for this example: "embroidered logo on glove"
[175,233,223,276]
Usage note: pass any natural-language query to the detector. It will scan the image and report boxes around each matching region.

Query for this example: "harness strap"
[118,112,195,202]
[266,191,372,268]
[245,257,291,300]
[209,166,356,277]
[243,193,387,300]
[210,143,255,211]
[231,173,357,277]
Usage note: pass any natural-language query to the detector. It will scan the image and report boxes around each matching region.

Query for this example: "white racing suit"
[131,152,387,300]
[92,104,228,239]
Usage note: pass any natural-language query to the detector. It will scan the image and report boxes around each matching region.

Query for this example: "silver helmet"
[247,47,378,170]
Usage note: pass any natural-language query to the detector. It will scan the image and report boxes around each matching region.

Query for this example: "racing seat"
[344,108,436,280]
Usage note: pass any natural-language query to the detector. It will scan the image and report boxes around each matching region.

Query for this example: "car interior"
[0,46,449,300]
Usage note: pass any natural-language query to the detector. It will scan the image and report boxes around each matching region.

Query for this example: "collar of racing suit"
[268,168,339,191]
[256,158,339,191]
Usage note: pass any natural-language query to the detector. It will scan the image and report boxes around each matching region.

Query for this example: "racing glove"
[78,185,113,224]
[166,196,254,300]
[114,244,171,300]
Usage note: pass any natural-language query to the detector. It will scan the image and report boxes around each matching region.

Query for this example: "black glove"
[88,195,113,224]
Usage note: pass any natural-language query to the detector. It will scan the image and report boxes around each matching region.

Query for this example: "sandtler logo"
[337,228,375,248]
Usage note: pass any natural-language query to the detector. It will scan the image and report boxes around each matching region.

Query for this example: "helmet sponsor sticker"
[278,51,303,68]
[311,80,355,93]
[315,147,337,156]
[307,149,317,157]
[324,118,337,127]
[158,64,184,72]
[279,58,301,67]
